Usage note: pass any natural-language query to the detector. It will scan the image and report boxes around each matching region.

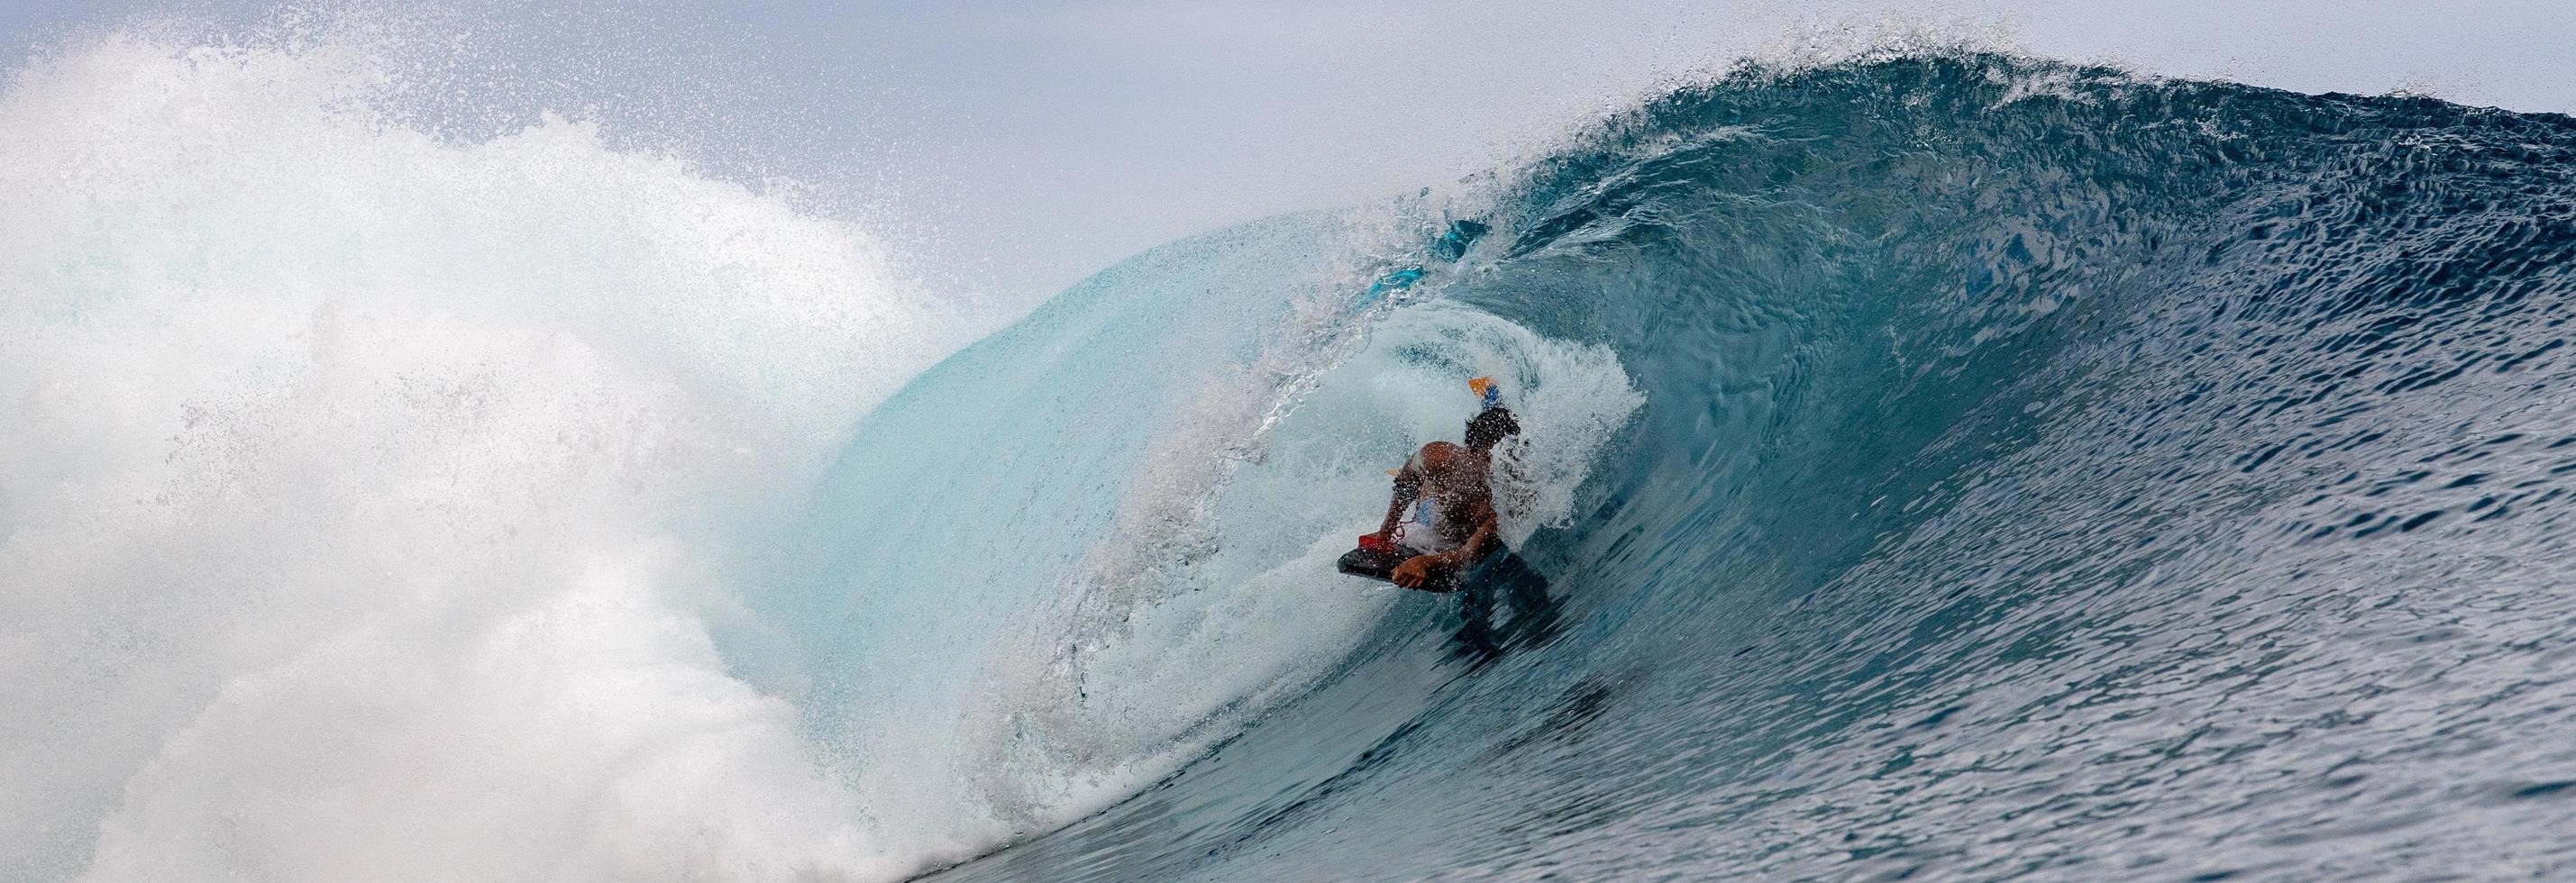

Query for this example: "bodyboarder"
[1338,378,1521,590]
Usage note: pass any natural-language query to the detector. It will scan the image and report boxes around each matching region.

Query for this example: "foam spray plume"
[0,28,990,881]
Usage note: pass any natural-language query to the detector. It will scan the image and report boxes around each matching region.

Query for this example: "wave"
[914,55,2576,880]
[14,28,2576,883]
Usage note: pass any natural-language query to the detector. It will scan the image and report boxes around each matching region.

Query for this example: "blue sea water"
[781,54,2576,880]
[14,35,2576,882]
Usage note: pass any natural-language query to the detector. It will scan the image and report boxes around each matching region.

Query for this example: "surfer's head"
[1464,407,1520,453]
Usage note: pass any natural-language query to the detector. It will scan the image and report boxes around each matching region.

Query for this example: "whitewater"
[11,23,2576,883]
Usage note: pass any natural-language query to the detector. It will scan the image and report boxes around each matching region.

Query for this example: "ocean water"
[10,30,2576,883]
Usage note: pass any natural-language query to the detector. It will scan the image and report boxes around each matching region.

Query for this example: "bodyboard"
[1338,546,1466,592]
[1336,546,1408,582]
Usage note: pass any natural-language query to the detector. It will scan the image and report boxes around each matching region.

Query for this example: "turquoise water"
[787,55,2576,880]
[15,37,2576,881]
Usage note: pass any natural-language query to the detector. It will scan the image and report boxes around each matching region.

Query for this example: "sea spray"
[0,32,979,881]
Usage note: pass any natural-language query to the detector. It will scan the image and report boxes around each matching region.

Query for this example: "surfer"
[1337,376,1557,664]
[1347,382,1521,590]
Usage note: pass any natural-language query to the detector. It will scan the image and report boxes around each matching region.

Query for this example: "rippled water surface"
[918,56,2576,881]
[15,39,2576,882]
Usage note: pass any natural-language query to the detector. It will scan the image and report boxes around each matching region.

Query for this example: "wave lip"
[927,53,2576,881]
[18,28,2576,883]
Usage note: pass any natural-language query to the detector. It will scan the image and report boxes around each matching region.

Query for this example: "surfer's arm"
[1374,466,1422,540]
[1391,505,1499,591]
[1435,514,1500,569]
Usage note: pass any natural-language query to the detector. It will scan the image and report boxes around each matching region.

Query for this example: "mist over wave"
[0,31,984,881]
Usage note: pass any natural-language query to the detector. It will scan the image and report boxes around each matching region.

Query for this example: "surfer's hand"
[1392,555,1438,588]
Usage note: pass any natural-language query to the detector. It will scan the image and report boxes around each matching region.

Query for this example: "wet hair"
[1464,407,1521,453]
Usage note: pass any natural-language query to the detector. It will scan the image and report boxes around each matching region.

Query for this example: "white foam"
[0,27,1645,883]
[939,299,1641,846]
[0,32,982,882]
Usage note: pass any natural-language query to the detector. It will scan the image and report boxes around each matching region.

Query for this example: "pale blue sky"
[8,0,2573,305]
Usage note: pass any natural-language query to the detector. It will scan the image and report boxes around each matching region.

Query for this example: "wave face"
[16,33,2576,883]
[891,56,2576,880]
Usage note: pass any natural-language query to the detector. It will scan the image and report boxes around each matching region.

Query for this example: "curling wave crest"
[14,32,2576,883]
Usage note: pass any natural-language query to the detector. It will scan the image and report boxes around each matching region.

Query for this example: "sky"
[5,0,2574,306]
